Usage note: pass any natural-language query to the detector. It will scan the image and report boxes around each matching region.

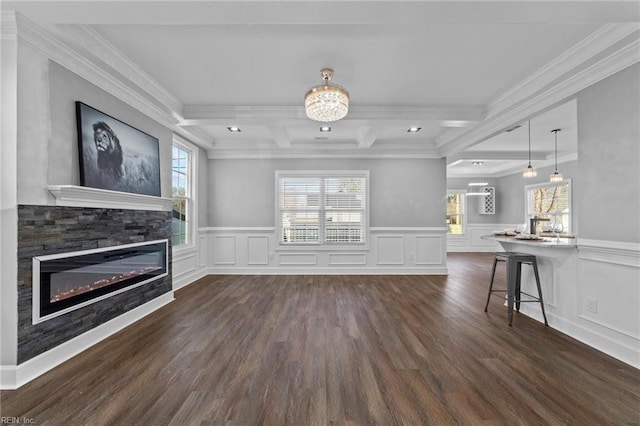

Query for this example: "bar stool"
[484,252,549,326]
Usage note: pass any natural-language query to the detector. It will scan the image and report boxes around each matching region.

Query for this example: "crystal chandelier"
[550,128,563,182]
[523,120,537,178]
[304,68,349,122]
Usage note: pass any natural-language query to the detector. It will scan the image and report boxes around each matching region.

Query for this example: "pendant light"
[550,128,563,182]
[469,162,488,186]
[523,120,537,178]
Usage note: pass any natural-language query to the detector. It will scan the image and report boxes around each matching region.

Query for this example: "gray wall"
[577,64,639,243]
[197,146,209,227]
[208,158,446,228]
[496,160,580,226]
[18,58,173,205]
[495,64,639,243]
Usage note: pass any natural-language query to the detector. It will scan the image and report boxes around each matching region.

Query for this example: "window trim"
[172,137,198,252]
[524,178,572,234]
[275,170,370,249]
[446,189,467,235]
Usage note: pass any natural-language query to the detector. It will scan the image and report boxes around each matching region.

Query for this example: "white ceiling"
[4,1,639,176]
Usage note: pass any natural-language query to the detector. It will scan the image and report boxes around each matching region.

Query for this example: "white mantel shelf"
[47,185,172,211]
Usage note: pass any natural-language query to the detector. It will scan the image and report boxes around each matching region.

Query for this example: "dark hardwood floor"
[2,252,639,424]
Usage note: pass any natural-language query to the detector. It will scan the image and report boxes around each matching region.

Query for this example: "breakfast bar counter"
[480,233,578,326]
[481,233,577,248]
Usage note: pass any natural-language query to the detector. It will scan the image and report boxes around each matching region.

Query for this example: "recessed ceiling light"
[227,126,241,132]
[407,127,421,133]
[441,120,471,128]
[472,161,483,166]
[320,126,331,132]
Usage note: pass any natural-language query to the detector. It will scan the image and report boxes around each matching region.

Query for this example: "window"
[446,191,466,234]
[172,143,192,247]
[277,171,368,245]
[525,180,572,233]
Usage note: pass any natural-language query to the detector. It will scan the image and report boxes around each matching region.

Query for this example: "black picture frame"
[76,101,161,197]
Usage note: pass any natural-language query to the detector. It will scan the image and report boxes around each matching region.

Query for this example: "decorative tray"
[515,234,543,240]
[493,231,518,236]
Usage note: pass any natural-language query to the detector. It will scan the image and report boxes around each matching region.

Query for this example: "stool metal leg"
[515,262,522,312]
[531,258,549,326]
[506,259,517,326]
[484,257,499,312]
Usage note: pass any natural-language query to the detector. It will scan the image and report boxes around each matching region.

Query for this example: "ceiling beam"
[447,150,548,165]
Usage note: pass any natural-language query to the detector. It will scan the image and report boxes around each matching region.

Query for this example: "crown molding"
[487,23,640,119]
[438,29,640,158]
[0,11,18,40]
[13,13,179,129]
[55,24,184,114]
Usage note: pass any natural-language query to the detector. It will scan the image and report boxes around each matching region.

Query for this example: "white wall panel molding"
[447,223,506,252]
[197,227,447,275]
[371,227,448,233]
[578,239,640,267]
[212,235,236,265]
[278,253,318,266]
[201,227,275,233]
[376,235,404,265]
[172,247,199,290]
[247,236,269,265]
[328,253,367,266]
[415,235,443,265]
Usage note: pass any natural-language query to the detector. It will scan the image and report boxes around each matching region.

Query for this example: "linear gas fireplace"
[33,239,168,324]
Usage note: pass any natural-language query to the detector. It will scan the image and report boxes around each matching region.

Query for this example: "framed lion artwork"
[76,101,161,197]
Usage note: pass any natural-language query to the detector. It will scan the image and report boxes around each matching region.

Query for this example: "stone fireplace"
[17,205,172,363]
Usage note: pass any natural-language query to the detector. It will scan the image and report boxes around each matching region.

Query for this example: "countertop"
[481,234,577,248]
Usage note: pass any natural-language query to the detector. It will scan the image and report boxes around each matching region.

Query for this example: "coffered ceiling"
[3,1,639,176]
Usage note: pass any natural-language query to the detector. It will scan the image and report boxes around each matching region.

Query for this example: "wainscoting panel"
[198,235,208,268]
[197,227,448,274]
[376,235,404,265]
[447,223,511,252]
[213,236,236,265]
[415,235,443,265]
[279,253,317,266]
[328,253,367,266]
[247,236,269,265]
[172,249,197,285]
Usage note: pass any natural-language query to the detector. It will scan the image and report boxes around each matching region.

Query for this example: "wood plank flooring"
[2,253,639,424]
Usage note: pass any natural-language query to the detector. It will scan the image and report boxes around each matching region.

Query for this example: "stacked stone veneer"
[17,205,172,363]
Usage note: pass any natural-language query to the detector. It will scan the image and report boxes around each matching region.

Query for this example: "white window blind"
[278,172,367,245]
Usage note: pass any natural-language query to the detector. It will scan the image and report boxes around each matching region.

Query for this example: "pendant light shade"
[550,128,563,182]
[305,68,349,122]
[523,120,537,178]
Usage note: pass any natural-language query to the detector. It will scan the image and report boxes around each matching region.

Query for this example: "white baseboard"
[518,305,640,370]
[0,292,174,390]
[203,266,448,275]
[173,268,208,291]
